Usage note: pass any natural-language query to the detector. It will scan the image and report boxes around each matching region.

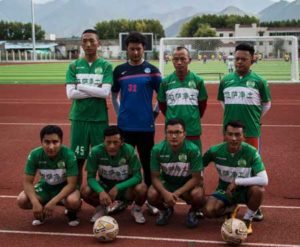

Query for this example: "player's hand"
[99,191,112,207]
[32,201,44,220]
[226,181,236,198]
[108,186,118,201]
[43,201,56,218]
[162,191,177,207]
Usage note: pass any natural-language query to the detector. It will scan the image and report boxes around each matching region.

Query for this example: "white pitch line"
[0,230,299,247]
[0,122,300,128]
[1,195,299,209]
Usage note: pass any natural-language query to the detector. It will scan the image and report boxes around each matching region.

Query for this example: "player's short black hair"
[82,29,99,38]
[165,118,186,131]
[174,46,190,57]
[224,120,245,132]
[125,31,146,47]
[235,43,255,56]
[104,126,123,139]
[40,125,63,141]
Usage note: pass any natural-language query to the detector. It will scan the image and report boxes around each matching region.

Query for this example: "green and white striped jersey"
[218,71,271,137]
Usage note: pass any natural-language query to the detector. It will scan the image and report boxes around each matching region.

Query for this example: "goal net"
[159,36,299,83]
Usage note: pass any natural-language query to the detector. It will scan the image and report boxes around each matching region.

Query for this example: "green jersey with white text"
[150,139,203,187]
[86,143,142,193]
[158,71,208,136]
[66,57,113,122]
[218,71,271,137]
[25,145,78,186]
[203,142,265,190]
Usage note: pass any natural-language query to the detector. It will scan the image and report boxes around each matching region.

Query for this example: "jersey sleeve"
[24,150,38,176]
[150,66,162,93]
[102,62,113,85]
[217,80,225,101]
[251,150,266,175]
[189,147,203,172]
[66,61,77,84]
[150,145,161,172]
[202,148,214,168]
[115,147,142,191]
[259,79,271,103]
[65,149,78,177]
[157,80,167,103]
[86,147,104,193]
[197,77,208,101]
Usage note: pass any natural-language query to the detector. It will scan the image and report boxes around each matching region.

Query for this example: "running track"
[0,84,299,246]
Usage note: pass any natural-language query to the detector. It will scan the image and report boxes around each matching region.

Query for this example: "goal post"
[159,36,299,83]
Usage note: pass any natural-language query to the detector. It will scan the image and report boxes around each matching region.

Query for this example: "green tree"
[260,19,300,27]
[0,20,45,40]
[179,14,259,37]
[194,23,217,37]
[94,19,165,39]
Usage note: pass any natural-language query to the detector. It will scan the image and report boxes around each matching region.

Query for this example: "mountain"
[165,6,251,37]
[165,0,300,37]
[259,0,300,21]
[219,6,250,16]
[0,0,294,38]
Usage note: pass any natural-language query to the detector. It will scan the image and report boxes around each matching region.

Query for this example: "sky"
[33,0,294,3]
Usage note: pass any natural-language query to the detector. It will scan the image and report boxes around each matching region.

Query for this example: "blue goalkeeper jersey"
[112,61,161,132]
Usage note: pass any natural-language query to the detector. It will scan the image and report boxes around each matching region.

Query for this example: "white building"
[215,23,300,58]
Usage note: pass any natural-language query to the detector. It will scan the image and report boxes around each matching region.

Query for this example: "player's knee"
[16,192,31,209]
[190,187,205,205]
[249,185,265,198]
[203,204,216,218]
[134,183,147,195]
[65,194,82,210]
[80,186,92,201]
[147,186,159,204]
[203,200,221,218]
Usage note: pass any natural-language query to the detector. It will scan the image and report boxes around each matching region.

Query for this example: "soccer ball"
[93,216,119,242]
[221,218,248,245]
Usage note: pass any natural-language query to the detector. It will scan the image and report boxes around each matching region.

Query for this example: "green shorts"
[162,181,185,193]
[34,181,66,204]
[212,187,249,207]
[70,120,108,159]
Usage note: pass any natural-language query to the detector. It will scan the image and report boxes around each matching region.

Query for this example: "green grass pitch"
[0,59,296,84]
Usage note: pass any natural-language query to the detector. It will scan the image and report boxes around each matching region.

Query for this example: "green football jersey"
[66,57,113,122]
[158,71,208,136]
[218,71,271,137]
[86,143,142,193]
[203,142,266,190]
[25,145,78,186]
[150,139,203,187]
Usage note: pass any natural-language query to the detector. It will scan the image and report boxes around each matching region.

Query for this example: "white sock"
[243,209,256,220]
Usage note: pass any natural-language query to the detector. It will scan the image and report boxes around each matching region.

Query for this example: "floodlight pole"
[31,0,36,61]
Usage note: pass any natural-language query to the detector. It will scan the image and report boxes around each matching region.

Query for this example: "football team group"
[16,30,271,236]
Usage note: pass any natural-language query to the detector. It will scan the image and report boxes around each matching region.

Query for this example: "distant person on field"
[203,54,207,64]
[158,46,208,152]
[226,52,234,73]
[81,126,147,224]
[66,29,113,186]
[202,121,268,235]
[222,54,227,63]
[218,53,222,61]
[17,125,81,226]
[147,118,205,228]
[218,42,271,221]
[284,53,290,62]
[111,31,162,215]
